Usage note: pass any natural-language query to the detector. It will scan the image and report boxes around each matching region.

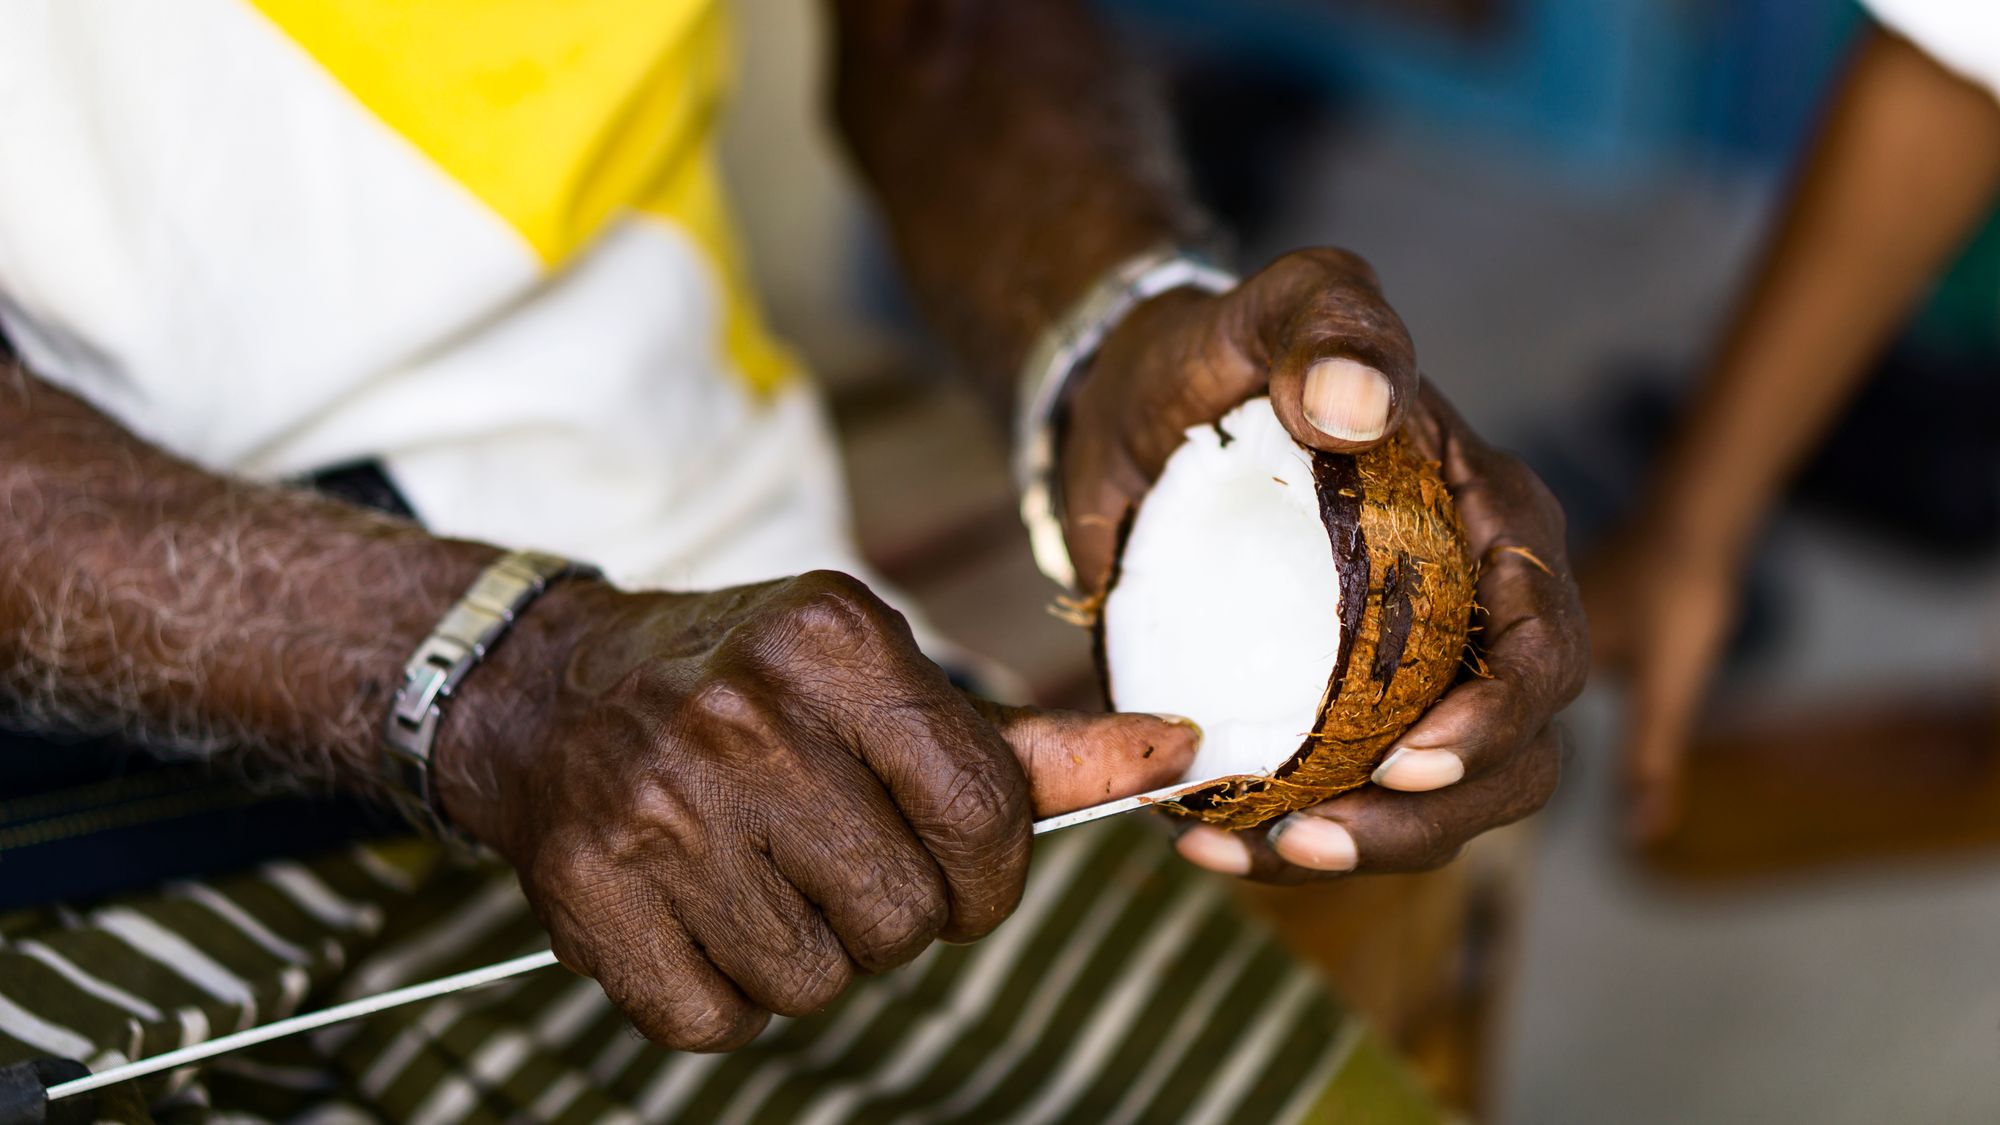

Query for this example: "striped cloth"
[0,819,1442,1124]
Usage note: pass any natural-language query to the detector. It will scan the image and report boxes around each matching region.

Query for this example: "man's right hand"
[435,569,1197,1051]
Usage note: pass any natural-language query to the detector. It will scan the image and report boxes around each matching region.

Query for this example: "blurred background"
[717,1,2000,1121]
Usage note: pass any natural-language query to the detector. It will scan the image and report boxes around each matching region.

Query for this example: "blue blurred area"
[1101,0,1865,180]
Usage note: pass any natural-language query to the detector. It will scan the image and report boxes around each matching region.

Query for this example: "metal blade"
[1028,777,1208,835]
[47,950,563,1102]
[48,779,1210,1103]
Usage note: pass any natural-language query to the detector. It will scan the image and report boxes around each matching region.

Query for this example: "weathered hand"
[1061,248,1587,881]
[1174,388,1584,879]
[1061,248,1420,594]
[436,570,1196,1050]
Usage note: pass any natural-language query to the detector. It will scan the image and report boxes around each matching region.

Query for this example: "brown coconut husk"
[1145,435,1476,829]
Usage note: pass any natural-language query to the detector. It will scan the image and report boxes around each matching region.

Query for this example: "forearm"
[1651,28,2000,559]
[828,0,1211,402]
[0,363,499,794]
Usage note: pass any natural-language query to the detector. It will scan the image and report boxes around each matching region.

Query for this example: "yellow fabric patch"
[251,0,722,266]
[251,0,794,393]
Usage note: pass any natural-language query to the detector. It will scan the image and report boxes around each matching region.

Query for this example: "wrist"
[415,570,614,851]
[242,531,502,794]
[1061,287,1205,453]
[1018,249,1236,589]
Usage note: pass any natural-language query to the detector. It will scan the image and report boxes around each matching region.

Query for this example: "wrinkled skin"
[1062,248,1589,881]
[435,571,1197,1050]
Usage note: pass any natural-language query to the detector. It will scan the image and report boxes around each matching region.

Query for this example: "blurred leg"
[1236,822,1532,1116]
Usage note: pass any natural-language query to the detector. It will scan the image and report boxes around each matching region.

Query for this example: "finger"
[543,878,769,1052]
[969,699,1202,817]
[1376,430,1586,794]
[1173,821,1255,876]
[1251,249,1418,453]
[765,570,1036,945]
[847,689,1030,945]
[1373,570,1581,794]
[768,749,950,973]
[1622,600,1729,842]
[675,851,857,1019]
[1250,724,1562,881]
[1059,436,1149,597]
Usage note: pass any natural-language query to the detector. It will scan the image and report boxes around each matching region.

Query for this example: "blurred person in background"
[0,1,1582,1121]
[1589,2,2000,846]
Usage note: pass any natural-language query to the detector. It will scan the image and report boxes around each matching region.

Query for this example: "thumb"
[969,699,1200,818]
[1253,249,1418,454]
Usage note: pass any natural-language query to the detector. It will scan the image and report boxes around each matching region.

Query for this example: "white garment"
[1862,0,2000,101]
[0,0,868,595]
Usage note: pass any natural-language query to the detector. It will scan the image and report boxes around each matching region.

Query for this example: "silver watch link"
[379,549,595,841]
[1013,245,1238,591]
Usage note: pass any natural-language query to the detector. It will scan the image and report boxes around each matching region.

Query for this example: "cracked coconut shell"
[1099,396,1475,829]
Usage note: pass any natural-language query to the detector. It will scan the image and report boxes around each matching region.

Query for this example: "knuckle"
[684,675,766,729]
[845,869,948,971]
[932,763,1028,849]
[676,675,800,776]
[598,962,764,1052]
[1508,613,1589,710]
[611,777,710,860]
[788,570,883,627]
[1408,814,1464,871]
[1517,730,1564,812]
[771,571,912,662]
[765,949,854,1017]
[1290,246,1379,288]
[790,568,873,603]
[663,998,767,1053]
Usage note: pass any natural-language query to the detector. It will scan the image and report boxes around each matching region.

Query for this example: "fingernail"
[1265,816,1357,872]
[1371,747,1464,791]
[1302,358,1391,442]
[1175,826,1251,875]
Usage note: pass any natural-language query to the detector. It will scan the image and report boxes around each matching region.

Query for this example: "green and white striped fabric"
[0,819,1442,1124]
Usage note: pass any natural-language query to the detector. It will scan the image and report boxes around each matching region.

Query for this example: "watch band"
[380,549,596,841]
[1014,245,1238,591]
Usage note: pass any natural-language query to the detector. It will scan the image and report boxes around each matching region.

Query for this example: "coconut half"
[1101,396,1474,828]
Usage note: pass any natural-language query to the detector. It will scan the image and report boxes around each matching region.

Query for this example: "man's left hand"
[1059,247,1587,880]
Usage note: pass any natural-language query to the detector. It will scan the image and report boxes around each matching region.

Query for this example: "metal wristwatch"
[380,549,596,841]
[1013,245,1238,591]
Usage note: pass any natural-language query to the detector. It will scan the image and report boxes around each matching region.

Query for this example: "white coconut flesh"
[1102,397,1345,784]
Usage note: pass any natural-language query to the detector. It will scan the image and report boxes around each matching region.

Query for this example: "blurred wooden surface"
[1646,686,2000,881]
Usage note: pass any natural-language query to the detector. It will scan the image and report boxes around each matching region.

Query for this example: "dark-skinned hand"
[433,570,1197,1050]
[1060,247,1587,881]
